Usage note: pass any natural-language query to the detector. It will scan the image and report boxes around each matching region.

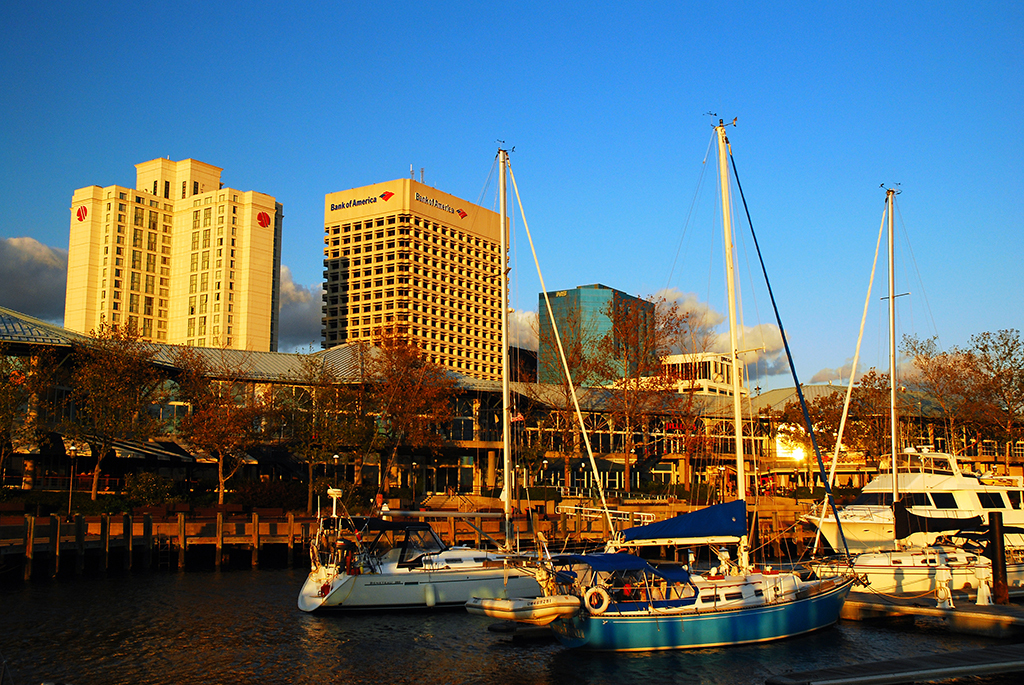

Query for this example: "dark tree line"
[1,324,459,512]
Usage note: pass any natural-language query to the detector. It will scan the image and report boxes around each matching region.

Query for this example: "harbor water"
[0,566,1019,685]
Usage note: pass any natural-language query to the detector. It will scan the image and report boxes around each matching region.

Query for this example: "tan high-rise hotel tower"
[65,158,282,351]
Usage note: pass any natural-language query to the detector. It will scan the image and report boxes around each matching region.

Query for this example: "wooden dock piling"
[251,512,260,568]
[215,512,224,570]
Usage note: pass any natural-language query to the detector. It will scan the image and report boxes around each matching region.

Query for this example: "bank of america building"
[322,179,505,381]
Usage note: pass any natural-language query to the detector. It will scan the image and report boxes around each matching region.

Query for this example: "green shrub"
[123,473,177,507]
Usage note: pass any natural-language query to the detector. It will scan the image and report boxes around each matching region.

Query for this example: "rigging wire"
[664,132,716,291]
[894,196,941,348]
[727,148,852,560]
[811,202,888,555]
[507,161,617,533]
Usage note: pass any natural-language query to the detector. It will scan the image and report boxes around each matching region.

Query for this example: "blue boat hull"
[549,577,855,651]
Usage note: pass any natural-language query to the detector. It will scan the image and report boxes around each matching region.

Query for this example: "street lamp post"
[412,462,418,501]
[333,454,339,486]
[542,459,548,516]
[67,444,76,519]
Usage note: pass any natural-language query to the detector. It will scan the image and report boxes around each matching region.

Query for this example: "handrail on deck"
[555,504,655,525]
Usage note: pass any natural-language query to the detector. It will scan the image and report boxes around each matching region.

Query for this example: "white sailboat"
[468,120,855,650]
[808,189,1024,595]
[296,149,540,612]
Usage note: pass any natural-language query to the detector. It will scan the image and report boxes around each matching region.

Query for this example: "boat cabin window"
[978,492,1006,509]
[1009,491,1022,510]
[931,492,958,509]
[852,492,894,506]
[903,493,930,507]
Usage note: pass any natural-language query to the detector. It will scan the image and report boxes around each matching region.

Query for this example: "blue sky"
[2,1,1021,389]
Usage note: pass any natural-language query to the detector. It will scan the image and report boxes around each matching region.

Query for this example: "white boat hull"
[811,546,1024,594]
[299,563,540,612]
[808,460,1024,554]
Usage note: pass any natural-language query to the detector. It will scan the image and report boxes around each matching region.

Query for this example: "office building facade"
[537,284,654,384]
[322,179,504,380]
[65,158,283,351]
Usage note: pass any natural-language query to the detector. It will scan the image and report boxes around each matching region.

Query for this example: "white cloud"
[0,237,67,323]
[276,265,323,352]
[509,309,538,351]
[810,359,860,385]
[655,286,788,381]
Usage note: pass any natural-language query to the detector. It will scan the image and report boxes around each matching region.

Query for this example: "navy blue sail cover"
[621,499,747,542]
[551,552,691,584]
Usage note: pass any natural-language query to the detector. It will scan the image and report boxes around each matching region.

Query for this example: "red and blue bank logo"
[380,191,394,201]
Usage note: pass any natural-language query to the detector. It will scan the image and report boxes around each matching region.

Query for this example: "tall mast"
[499,149,513,546]
[715,121,746,502]
[886,188,899,502]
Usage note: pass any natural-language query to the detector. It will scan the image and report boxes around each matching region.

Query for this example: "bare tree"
[970,329,1024,455]
[67,323,168,500]
[598,295,689,492]
[173,346,269,505]
[286,348,375,513]
[529,303,609,489]
[902,335,985,456]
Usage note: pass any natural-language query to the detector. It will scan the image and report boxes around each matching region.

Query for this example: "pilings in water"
[0,511,312,579]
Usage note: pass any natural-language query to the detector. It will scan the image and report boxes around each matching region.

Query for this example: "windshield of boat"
[897,453,956,475]
[398,527,447,567]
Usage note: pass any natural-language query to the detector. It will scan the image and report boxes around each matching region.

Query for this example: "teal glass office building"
[537,284,653,384]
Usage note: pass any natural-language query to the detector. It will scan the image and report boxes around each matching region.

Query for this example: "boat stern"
[297,568,351,612]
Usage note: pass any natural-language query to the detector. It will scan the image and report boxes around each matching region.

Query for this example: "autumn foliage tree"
[970,329,1024,451]
[67,323,168,500]
[847,368,895,458]
[902,335,986,455]
[368,333,459,495]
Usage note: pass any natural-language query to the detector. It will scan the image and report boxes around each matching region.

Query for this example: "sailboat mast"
[716,121,746,502]
[499,149,513,544]
[886,188,899,502]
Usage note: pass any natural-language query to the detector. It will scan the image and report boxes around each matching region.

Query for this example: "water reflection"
[0,568,1016,685]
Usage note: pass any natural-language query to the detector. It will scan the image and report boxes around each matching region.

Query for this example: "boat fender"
[344,550,353,575]
[584,587,610,615]
[424,583,437,607]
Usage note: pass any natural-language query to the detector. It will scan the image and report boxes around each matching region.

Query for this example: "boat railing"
[558,486,670,502]
[556,504,655,525]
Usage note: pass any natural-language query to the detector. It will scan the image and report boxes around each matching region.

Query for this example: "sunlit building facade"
[321,178,504,380]
[65,158,283,351]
